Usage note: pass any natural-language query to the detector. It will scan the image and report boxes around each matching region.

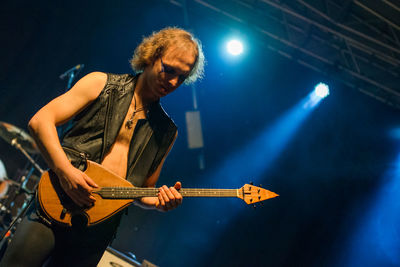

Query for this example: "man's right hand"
[56,166,98,207]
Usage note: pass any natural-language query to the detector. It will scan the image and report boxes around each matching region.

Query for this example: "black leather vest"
[61,73,177,186]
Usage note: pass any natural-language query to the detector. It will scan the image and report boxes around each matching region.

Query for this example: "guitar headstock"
[238,184,279,205]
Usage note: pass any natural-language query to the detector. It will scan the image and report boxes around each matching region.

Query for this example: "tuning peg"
[250,181,253,185]
[252,204,257,209]
[259,184,262,187]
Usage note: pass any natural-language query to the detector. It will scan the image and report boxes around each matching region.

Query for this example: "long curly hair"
[130,27,205,84]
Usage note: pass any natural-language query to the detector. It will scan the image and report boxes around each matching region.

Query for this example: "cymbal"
[1,177,21,187]
[0,121,39,154]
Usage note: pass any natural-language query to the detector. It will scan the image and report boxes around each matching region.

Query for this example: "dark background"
[1,1,399,266]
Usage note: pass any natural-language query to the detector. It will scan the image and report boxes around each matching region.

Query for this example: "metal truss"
[167,0,400,109]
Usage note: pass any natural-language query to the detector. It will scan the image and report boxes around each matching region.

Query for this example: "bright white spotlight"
[314,83,330,98]
[227,40,243,55]
[303,83,330,109]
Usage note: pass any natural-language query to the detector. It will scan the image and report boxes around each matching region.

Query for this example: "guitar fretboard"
[95,187,238,199]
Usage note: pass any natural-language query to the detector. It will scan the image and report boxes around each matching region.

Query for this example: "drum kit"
[0,121,44,252]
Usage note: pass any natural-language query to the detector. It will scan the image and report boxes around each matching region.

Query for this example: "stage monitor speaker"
[98,246,159,267]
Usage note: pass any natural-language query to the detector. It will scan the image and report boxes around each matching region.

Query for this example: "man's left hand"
[156,182,183,212]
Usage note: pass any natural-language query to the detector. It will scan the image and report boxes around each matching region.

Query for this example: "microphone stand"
[57,64,84,137]
[63,64,84,90]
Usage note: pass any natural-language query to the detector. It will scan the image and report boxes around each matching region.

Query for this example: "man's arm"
[133,132,183,212]
[28,72,107,207]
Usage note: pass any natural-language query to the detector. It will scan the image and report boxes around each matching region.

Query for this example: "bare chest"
[101,103,146,177]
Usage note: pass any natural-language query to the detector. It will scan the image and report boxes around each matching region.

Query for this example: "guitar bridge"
[60,208,68,219]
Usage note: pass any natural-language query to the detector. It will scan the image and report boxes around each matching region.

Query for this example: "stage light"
[227,40,243,55]
[303,83,330,109]
[314,83,330,98]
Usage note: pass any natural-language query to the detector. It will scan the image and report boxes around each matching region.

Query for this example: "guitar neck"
[95,187,238,199]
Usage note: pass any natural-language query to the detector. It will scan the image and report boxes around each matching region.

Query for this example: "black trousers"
[0,202,121,267]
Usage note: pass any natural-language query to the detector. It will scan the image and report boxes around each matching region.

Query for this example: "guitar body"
[38,160,134,227]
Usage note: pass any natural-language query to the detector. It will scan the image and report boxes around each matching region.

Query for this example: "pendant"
[125,119,134,129]
[125,111,136,129]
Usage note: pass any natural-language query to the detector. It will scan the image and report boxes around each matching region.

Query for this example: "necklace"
[125,93,147,129]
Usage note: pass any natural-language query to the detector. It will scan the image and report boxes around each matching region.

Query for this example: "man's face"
[144,45,197,98]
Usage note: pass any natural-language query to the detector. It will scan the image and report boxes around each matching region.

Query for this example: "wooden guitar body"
[38,160,134,227]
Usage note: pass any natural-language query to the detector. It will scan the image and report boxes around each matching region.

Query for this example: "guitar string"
[97,193,239,197]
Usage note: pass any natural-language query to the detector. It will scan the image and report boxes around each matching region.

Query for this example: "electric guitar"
[38,160,279,227]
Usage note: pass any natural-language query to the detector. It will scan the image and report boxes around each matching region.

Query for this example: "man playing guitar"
[0,27,205,267]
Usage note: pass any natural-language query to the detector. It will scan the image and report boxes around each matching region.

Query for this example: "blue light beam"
[209,89,325,188]
[336,152,400,266]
